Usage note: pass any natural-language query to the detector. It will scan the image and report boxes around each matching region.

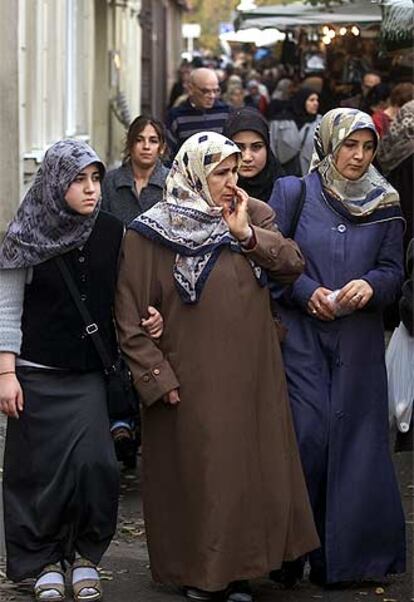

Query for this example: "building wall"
[107,0,143,165]
[19,0,95,179]
[0,0,150,232]
[166,1,186,110]
[140,0,188,121]
[0,3,20,240]
[0,0,187,232]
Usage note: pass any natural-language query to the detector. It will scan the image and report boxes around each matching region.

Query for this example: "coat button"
[143,375,150,383]
[78,256,86,263]
[153,368,160,376]
[337,224,347,233]
[335,410,344,418]
[80,294,87,302]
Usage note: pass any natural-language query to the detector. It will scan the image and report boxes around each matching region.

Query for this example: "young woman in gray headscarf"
[0,139,161,602]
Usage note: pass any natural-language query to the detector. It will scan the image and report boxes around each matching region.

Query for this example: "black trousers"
[3,367,119,581]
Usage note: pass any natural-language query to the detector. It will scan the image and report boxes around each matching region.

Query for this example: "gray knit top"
[0,268,26,353]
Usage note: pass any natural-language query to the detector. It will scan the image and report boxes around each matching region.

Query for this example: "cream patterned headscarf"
[130,131,265,303]
[310,108,400,218]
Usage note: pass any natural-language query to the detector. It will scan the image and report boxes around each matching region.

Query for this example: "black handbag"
[56,256,139,420]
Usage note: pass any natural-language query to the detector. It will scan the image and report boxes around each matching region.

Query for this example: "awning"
[380,0,413,50]
[219,27,286,46]
[236,0,382,30]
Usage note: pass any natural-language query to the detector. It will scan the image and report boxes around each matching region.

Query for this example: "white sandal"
[71,558,102,602]
[34,563,65,602]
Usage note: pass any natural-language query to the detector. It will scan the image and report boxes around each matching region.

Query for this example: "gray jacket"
[101,159,169,225]
[269,115,321,176]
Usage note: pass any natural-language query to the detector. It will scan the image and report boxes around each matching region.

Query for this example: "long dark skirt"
[3,367,119,581]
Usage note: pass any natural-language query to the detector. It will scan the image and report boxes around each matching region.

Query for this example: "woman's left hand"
[222,187,251,241]
[141,306,164,339]
[336,279,374,312]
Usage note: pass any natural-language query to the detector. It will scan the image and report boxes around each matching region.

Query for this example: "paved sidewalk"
[0,415,412,601]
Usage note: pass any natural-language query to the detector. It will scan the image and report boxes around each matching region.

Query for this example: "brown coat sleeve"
[115,230,179,407]
[245,197,305,284]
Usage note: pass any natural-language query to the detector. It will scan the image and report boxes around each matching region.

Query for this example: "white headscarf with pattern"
[130,131,265,303]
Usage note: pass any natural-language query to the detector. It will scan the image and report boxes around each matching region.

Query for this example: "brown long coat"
[115,199,319,592]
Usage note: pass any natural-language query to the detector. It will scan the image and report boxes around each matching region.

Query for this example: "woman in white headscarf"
[269,108,406,587]
[115,131,319,601]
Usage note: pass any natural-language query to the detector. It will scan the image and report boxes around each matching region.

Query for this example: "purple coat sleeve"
[362,218,405,308]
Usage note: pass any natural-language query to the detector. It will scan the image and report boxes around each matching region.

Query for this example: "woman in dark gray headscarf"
[0,139,161,602]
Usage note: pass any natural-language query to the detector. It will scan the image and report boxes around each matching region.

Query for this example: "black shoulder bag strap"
[287,178,306,239]
[55,256,114,372]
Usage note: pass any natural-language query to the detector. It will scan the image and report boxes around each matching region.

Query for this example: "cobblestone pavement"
[0,415,412,602]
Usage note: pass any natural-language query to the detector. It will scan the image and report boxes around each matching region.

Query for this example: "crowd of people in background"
[165,56,413,251]
[0,47,413,602]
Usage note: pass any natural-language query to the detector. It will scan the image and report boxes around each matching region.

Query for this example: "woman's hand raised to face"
[222,186,251,241]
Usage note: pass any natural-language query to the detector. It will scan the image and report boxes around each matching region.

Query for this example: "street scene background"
[0,0,413,600]
[0,415,413,601]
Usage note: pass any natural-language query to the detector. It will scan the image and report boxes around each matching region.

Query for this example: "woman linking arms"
[0,139,160,602]
[102,114,168,466]
[115,132,319,601]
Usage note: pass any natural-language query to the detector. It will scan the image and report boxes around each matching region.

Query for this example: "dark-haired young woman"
[102,115,168,463]
[102,115,169,225]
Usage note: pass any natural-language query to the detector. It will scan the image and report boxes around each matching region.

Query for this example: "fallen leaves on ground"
[117,517,146,540]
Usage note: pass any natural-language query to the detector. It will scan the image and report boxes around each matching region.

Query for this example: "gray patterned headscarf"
[310,108,400,217]
[0,139,105,269]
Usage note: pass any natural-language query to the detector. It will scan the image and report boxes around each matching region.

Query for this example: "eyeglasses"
[194,85,221,97]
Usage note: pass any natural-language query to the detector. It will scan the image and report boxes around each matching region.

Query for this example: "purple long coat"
[269,171,406,583]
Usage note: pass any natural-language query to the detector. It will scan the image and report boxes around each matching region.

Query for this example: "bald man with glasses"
[165,68,230,159]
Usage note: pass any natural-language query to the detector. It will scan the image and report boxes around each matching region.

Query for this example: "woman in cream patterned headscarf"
[115,132,319,601]
[131,131,264,303]
[268,108,406,588]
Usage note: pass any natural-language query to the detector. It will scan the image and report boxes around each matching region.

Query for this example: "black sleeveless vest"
[20,211,124,371]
